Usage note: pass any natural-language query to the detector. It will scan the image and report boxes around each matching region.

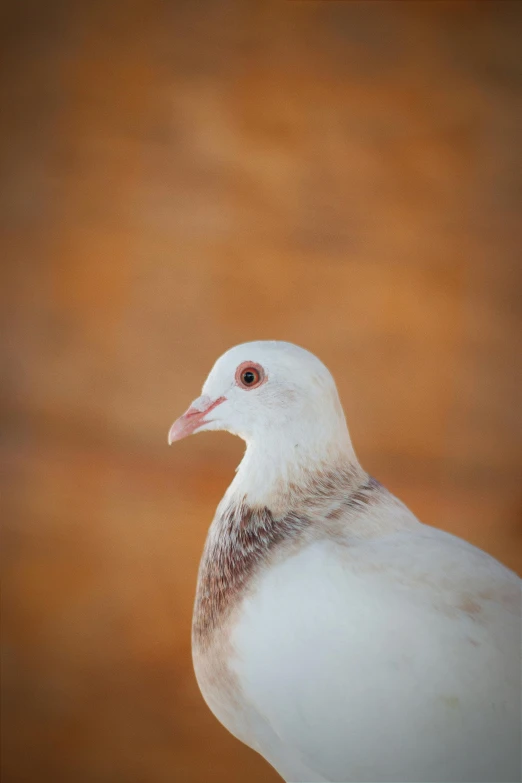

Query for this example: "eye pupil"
[243,371,256,385]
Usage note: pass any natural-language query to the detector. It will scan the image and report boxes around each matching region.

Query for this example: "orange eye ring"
[235,361,266,390]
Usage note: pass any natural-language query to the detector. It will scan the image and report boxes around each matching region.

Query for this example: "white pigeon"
[168,341,521,783]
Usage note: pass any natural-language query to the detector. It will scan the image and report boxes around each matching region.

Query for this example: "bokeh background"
[2,1,521,782]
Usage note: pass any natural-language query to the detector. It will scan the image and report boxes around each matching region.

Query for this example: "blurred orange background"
[1,1,521,782]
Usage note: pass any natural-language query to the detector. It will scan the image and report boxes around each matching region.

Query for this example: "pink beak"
[168,395,226,444]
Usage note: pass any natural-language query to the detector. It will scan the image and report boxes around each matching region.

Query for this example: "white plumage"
[169,341,521,783]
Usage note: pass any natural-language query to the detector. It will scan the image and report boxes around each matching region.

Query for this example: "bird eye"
[235,362,265,390]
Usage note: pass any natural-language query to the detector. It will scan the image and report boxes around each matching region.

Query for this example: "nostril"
[190,395,212,413]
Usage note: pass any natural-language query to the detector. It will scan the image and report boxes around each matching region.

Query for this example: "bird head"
[168,341,350,452]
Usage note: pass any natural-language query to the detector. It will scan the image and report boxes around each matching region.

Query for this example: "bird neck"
[225,418,361,513]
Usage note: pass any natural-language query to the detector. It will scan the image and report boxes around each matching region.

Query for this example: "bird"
[168,340,521,783]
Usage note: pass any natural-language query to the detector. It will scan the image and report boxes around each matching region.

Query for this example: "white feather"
[231,530,520,782]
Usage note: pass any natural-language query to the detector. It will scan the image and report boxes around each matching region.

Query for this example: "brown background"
[1,2,521,782]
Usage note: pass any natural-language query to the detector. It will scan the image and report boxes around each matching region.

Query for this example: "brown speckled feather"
[192,465,388,652]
